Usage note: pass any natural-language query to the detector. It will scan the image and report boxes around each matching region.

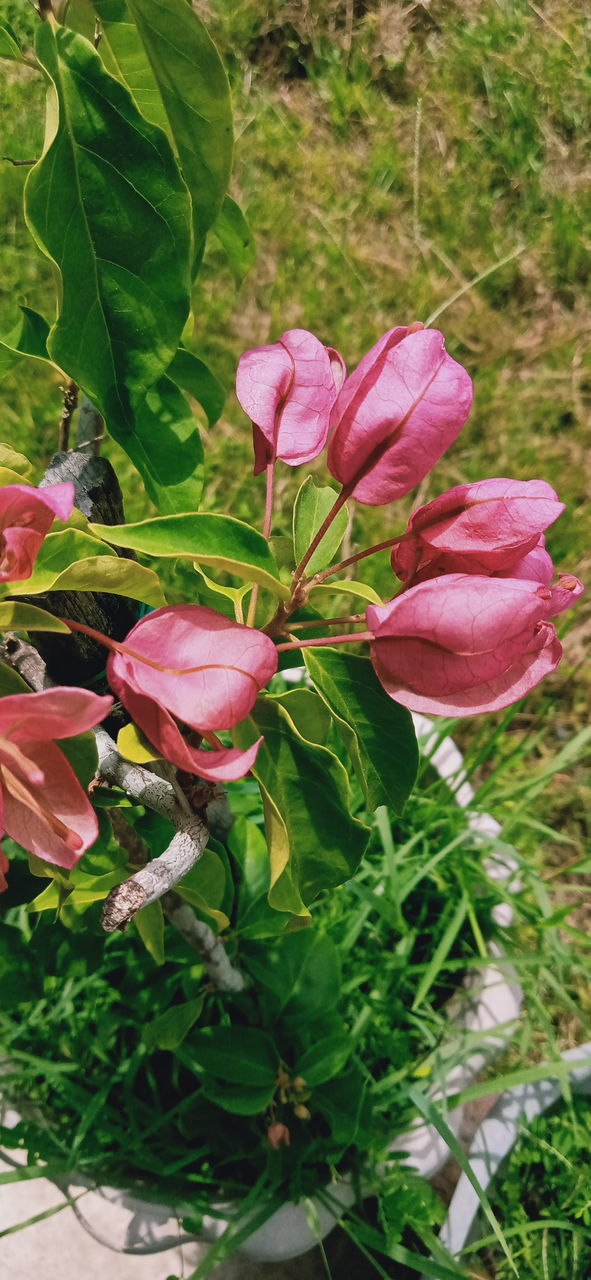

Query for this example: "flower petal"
[115,682,262,781]
[2,740,98,868]
[0,688,113,743]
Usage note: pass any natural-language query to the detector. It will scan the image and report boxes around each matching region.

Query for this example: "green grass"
[0,0,589,1020]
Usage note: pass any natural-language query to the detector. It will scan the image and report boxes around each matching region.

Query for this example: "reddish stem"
[291,482,353,586]
[276,630,374,653]
[312,529,413,585]
[286,613,365,630]
[247,461,276,628]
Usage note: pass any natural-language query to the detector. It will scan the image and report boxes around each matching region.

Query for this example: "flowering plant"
[0,2,585,1275]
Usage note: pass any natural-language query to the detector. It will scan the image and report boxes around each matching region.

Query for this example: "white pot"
[426,1040,591,1276]
[1,719,523,1265]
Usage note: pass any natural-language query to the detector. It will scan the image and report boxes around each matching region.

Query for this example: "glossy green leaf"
[125,0,232,263]
[90,514,289,598]
[26,23,196,510]
[0,663,29,696]
[304,648,418,814]
[246,931,342,1017]
[6,528,167,606]
[176,848,230,930]
[69,0,169,132]
[187,1026,278,1086]
[0,603,70,634]
[309,578,382,606]
[193,567,251,623]
[0,19,24,62]
[58,732,99,790]
[168,348,226,426]
[235,697,370,915]
[297,1034,352,1086]
[268,688,331,746]
[0,445,32,477]
[143,997,204,1052]
[0,307,53,383]
[293,477,349,575]
[199,1078,275,1117]
[134,900,165,965]
[117,722,161,764]
[212,195,255,286]
[227,817,287,940]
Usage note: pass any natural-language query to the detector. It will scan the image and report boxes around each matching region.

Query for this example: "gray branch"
[164,894,247,993]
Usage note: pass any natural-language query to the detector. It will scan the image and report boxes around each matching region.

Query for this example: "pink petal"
[107,605,277,733]
[368,574,549,654]
[114,680,262,781]
[2,740,98,868]
[36,482,76,522]
[497,536,554,584]
[372,624,562,716]
[236,340,294,452]
[543,574,584,618]
[328,329,473,505]
[0,847,8,893]
[237,329,341,469]
[0,688,113,743]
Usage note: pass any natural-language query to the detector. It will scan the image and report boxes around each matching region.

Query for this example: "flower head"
[0,482,74,581]
[107,605,278,781]
[236,328,344,473]
[0,687,112,888]
[391,478,565,585]
[366,572,581,716]
[327,325,473,505]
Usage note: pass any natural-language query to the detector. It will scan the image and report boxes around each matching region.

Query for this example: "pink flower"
[391,478,565,584]
[236,328,344,474]
[267,1122,291,1150]
[0,687,112,888]
[107,605,278,781]
[0,482,74,581]
[327,325,473,505]
[366,573,582,716]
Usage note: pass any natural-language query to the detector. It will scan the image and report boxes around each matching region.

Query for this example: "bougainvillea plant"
[0,1,584,1261]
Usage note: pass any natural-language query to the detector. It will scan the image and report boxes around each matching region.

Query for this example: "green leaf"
[309,578,382,606]
[268,688,331,746]
[6,528,168,606]
[199,1078,275,1117]
[293,477,349,575]
[0,662,30,696]
[0,19,24,62]
[69,0,170,131]
[89,514,289,598]
[234,697,370,915]
[143,997,204,1052]
[125,0,232,264]
[0,603,70,634]
[26,23,195,510]
[134,900,165,965]
[117,722,162,763]
[57,732,98,789]
[0,445,33,477]
[186,1026,279,1086]
[304,648,418,814]
[168,348,226,427]
[297,1034,352,1086]
[227,817,287,940]
[211,195,255,286]
[246,931,342,1017]
[176,848,230,929]
[0,307,53,383]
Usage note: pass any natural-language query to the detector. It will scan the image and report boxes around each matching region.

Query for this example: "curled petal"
[543,574,584,618]
[2,740,98,868]
[107,605,277,734]
[0,482,75,581]
[237,329,342,470]
[114,681,263,781]
[328,328,473,505]
[0,688,113,743]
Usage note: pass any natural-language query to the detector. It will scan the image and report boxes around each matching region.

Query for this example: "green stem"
[286,613,365,630]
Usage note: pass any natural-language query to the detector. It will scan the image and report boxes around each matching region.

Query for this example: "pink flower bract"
[236,328,344,473]
[366,573,579,716]
[107,605,278,781]
[0,687,112,887]
[327,326,473,505]
[0,482,74,581]
[391,478,565,584]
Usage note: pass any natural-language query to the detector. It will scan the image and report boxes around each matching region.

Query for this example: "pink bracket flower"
[0,687,112,887]
[107,605,278,781]
[392,477,565,584]
[366,572,582,717]
[0,482,74,582]
[236,328,345,473]
[327,325,473,505]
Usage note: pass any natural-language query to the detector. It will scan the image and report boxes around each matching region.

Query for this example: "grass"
[0,0,589,1032]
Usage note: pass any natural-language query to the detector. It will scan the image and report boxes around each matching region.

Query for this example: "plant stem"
[247,460,275,628]
[291,482,352,586]
[276,630,373,653]
[312,530,411,584]
[286,613,365,630]
[58,379,79,451]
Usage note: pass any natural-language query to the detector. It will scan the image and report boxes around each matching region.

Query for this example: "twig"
[164,893,246,993]
[1,635,52,689]
[101,814,209,931]
[58,379,79,452]
[2,157,37,167]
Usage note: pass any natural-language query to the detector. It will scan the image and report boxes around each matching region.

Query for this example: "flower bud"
[267,1122,291,1150]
